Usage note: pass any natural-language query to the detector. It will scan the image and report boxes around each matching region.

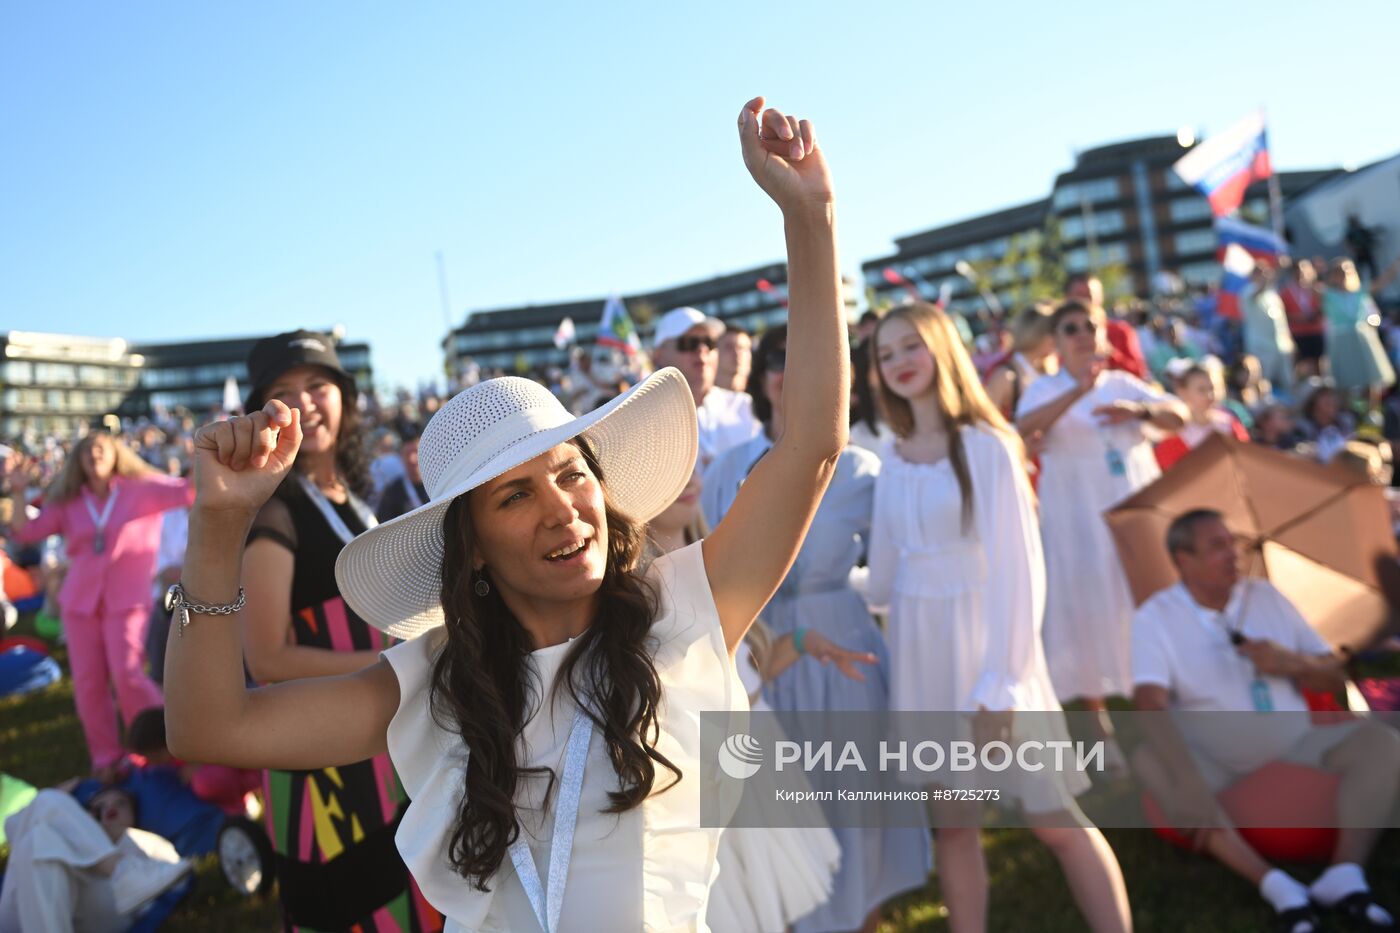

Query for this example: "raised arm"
[4,471,60,544]
[703,97,848,654]
[164,402,399,770]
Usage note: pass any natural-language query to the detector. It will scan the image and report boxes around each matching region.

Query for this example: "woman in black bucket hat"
[236,330,440,932]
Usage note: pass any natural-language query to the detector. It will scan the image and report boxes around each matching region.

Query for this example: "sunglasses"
[673,335,717,353]
[764,349,787,372]
[1058,321,1098,338]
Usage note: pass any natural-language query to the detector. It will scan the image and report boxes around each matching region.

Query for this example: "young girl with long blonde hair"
[869,302,1132,933]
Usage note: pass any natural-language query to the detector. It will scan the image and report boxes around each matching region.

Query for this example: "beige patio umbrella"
[1105,433,1397,652]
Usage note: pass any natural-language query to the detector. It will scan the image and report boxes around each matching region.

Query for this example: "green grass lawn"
[4,620,1396,931]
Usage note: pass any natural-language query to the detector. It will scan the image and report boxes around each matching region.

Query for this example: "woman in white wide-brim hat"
[164,96,850,933]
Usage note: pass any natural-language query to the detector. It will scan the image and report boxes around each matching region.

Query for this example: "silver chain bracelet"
[165,583,247,636]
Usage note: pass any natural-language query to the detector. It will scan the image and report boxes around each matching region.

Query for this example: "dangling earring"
[474,571,490,597]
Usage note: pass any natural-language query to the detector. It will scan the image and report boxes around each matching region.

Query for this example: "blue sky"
[3,2,1396,390]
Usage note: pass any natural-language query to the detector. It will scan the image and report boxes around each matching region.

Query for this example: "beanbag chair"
[1143,760,1340,862]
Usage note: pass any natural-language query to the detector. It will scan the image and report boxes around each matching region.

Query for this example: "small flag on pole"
[553,316,576,349]
[1172,110,1272,217]
[755,278,789,308]
[881,267,923,303]
[1213,216,1288,265]
[1216,243,1256,320]
[222,376,242,414]
[597,295,640,356]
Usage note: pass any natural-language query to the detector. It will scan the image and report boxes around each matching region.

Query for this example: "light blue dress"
[701,435,932,933]
[1323,287,1396,392]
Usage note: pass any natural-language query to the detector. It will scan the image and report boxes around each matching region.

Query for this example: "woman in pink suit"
[11,431,193,773]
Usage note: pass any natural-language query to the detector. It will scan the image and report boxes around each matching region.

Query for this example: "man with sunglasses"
[650,305,760,465]
[1066,273,1149,380]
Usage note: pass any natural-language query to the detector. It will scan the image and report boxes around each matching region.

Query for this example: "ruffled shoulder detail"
[641,542,748,931]
[380,545,747,931]
[382,631,494,927]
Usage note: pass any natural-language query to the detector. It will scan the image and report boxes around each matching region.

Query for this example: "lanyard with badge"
[508,707,593,933]
[295,475,378,545]
[83,487,120,554]
[1196,586,1271,712]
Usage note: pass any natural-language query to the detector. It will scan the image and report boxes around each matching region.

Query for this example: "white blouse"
[383,542,747,932]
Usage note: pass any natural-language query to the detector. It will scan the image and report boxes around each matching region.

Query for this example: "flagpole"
[1261,107,1286,243]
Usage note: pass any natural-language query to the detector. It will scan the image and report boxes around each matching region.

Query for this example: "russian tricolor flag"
[1172,110,1272,217]
[1216,244,1255,320]
[1214,216,1288,266]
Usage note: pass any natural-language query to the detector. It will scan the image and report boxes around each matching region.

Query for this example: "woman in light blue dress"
[702,324,931,933]
[1323,257,1397,407]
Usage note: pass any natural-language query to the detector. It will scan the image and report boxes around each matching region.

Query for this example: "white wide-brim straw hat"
[335,368,697,639]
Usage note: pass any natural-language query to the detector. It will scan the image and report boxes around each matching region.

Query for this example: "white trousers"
[0,789,190,933]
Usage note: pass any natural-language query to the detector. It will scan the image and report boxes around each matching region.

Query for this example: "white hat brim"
[335,368,697,640]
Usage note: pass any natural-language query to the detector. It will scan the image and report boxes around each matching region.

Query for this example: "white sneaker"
[110,829,192,915]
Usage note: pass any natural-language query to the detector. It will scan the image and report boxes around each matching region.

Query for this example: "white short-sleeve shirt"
[695,388,761,468]
[1131,580,1330,714]
[1132,580,1335,772]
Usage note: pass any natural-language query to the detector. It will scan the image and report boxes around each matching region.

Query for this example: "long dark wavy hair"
[430,437,682,891]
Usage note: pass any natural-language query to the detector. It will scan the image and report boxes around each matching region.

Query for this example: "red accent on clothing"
[1104,320,1148,379]
[1281,284,1325,338]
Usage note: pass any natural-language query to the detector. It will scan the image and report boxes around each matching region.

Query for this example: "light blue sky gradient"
[3,2,1396,390]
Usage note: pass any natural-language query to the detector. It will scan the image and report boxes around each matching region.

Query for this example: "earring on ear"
[474,571,491,597]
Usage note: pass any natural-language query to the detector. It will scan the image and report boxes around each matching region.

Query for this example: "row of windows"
[1052,177,1122,210]
[1,414,93,438]
[1172,229,1219,256]
[1168,197,1214,223]
[141,362,247,388]
[1063,242,1129,273]
[0,361,139,389]
[1060,209,1126,242]
[2,388,128,412]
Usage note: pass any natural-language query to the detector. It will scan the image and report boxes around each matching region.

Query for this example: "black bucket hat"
[244,329,356,412]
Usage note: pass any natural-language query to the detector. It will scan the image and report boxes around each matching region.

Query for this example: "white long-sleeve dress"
[867,425,1088,810]
[1015,369,1170,702]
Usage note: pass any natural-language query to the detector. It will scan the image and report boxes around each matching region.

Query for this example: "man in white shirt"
[650,307,760,466]
[1131,509,1399,932]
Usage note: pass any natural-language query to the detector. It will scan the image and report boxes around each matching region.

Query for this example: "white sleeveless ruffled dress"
[705,645,842,932]
[382,542,746,932]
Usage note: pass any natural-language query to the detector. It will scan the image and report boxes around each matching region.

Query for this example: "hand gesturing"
[192,402,303,517]
[737,96,833,213]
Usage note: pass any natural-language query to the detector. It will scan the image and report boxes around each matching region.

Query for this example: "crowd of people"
[2,95,1400,933]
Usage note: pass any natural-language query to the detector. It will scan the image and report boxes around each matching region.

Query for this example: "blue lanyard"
[508,707,593,933]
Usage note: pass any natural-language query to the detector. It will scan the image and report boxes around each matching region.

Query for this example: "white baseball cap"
[652,307,725,349]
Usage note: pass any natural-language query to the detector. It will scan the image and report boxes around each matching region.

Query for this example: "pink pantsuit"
[15,474,194,767]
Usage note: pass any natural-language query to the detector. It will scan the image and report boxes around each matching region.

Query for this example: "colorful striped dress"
[249,484,441,933]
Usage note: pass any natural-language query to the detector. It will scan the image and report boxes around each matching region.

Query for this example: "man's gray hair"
[1166,508,1225,557]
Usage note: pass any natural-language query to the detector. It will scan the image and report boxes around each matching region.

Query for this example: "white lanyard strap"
[402,474,424,511]
[83,487,119,534]
[296,474,378,545]
[508,708,593,933]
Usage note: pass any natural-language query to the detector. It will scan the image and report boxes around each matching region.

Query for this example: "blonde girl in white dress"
[162,96,850,933]
[869,302,1132,933]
